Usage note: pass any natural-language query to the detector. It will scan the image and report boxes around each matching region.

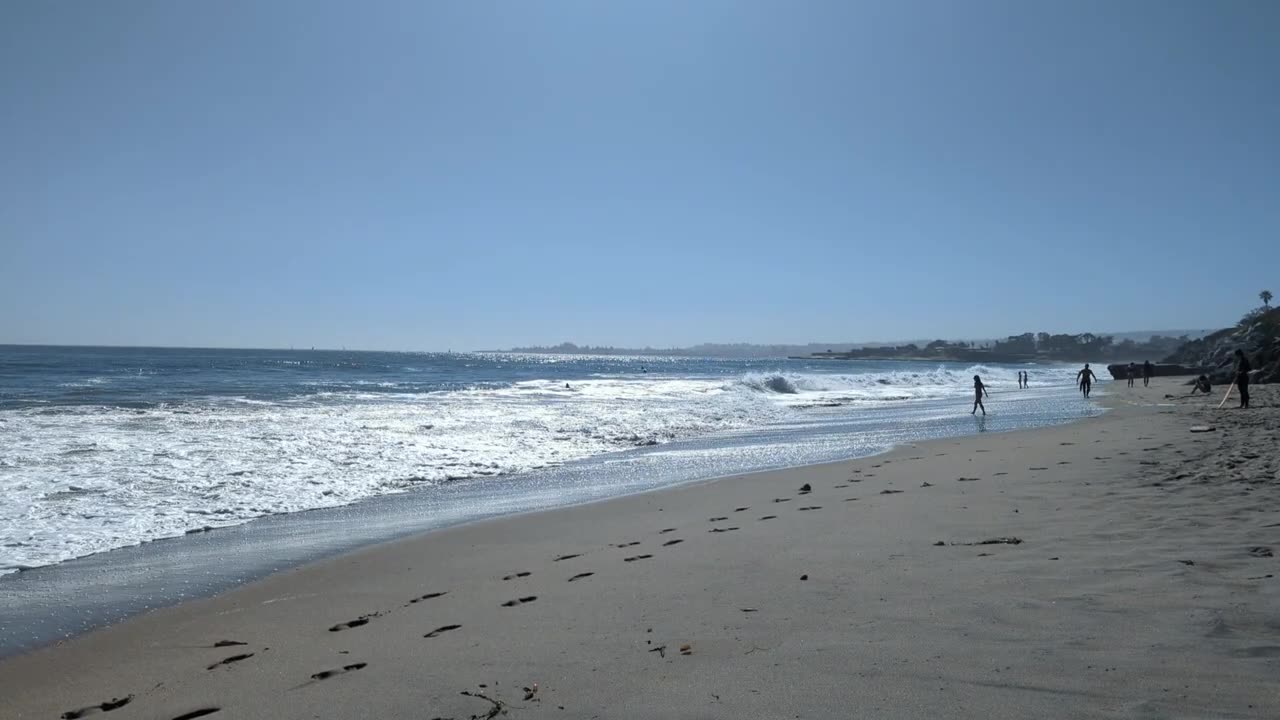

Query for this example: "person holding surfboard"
[1234,350,1252,408]
[1077,364,1098,398]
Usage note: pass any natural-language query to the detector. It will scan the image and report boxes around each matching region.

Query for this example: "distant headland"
[501,330,1214,362]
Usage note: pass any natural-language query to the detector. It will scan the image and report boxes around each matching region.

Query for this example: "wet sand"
[2,378,1276,719]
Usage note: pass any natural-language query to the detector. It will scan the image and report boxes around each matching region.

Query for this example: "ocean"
[0,345,1101,579]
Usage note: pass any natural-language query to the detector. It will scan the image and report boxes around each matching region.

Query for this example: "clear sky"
[2,1,1277,350]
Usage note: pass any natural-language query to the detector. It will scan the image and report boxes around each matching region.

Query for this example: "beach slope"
[1,380,1277,719]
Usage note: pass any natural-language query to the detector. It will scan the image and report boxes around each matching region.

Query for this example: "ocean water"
[0,346,1100,577]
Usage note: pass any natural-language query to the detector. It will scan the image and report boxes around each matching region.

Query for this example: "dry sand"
[1,378,1277,719]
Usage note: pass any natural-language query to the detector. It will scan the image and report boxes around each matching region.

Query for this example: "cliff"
[1162,307,1280,384]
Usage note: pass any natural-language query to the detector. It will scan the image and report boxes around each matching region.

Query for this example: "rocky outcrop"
[1105,363,1201,380]
[1163,307,1280,384]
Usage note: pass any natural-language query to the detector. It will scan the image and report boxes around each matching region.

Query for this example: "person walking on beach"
[1077,363,1097,398]
[971,374,989,415]
[1142,360,1153,387]
[1126,362,1137,388]
[1234,349,1252,408]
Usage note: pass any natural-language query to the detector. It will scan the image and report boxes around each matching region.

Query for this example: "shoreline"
[3,379,1276,718]
[0,380,1096,658]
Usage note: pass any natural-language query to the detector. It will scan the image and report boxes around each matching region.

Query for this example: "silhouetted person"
[1077,364,1097,397]
[1190,375,1212,395]
[1142,360,1153,387]
[1235,349,1252,408]
[971,374,989,415]
[1023,370,1029,388]
[1126,362,1137,388]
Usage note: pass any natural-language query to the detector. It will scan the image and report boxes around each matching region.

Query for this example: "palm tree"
[1262,290,1273,308]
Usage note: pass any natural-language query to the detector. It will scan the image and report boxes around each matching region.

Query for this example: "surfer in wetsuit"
[1126,362,1137,388]
[1142,360,1153,387]
[1077,364,1097,398]
[1235,350,1252,408]
[971,375,989,415]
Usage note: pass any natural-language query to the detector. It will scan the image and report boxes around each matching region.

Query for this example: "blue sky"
[2,1,1277,350]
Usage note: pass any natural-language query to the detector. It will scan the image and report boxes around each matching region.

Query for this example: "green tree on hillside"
[1262,289,1273,308]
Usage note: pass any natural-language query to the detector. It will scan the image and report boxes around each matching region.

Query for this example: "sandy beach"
[2,378,1276,719]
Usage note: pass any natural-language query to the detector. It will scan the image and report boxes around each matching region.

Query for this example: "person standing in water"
[1126,362,1137,388]
[1142,360,1153,387]
[971,374,989,415]
[1077,363,1098,397]
[1234,349,1252,408]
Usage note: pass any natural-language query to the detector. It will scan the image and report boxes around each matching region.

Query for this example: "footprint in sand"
[758,515,778,520]
[171,710,221,720]
[658,528,677,534]
[833,484,849,489]
[310,663,367,681]
[554,554,581,562]
[61,697,133,719]
[210,640,247,648]
[568,572,595,582]
[708,527,740,533]
[329,613,380,632]
[424,624,462,638]
[501,596,538,607]
[662,539,684,547]
[843,497,859,502]
[798,506,822,511]
[734,507,750,512]
[1230,646,1280,658]
[1057,461,1071,465]
[502,572,531,581]
[409,591,448,601]
[1029,467,1048,471]
[772,498,792,503]
[880,489,903,495]
[709,517,729,522]
[993,472,1008,476]
[623,554,654,562]
[207,653,254,670]
[957,477,980,482]
[612,541,641,548]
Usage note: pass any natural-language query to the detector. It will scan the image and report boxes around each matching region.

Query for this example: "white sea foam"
[0,364,1071,574]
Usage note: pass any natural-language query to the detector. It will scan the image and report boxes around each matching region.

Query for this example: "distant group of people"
[1123,360,1155,388]
[967,348,1254,415]
[971,369,1032,415]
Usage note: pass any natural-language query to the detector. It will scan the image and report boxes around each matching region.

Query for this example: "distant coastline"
[503,329,1215,362]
